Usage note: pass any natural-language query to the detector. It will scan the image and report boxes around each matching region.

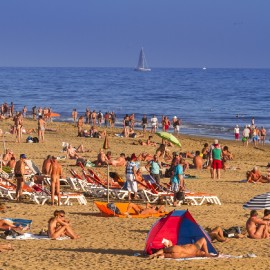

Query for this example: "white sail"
[134,48,151,72]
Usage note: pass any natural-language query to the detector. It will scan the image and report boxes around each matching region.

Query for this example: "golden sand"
[0,118,270,270]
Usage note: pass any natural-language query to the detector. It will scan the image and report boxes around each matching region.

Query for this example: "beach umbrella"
[156,132,181,147]
[243,192,270,210]
[103,135,109,149]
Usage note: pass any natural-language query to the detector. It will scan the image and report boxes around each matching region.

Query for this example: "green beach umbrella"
[156,131,181,147]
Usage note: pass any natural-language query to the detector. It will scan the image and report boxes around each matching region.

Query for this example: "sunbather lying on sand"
[48,210,79,239]
[149,237,217,259]
[0,243,14,252]
[110,153,126,166]
[125,203,165,216]
[205,226,245,242]
[0,219,30,233]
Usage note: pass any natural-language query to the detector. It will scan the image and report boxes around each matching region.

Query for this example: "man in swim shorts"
[14,154,27,201]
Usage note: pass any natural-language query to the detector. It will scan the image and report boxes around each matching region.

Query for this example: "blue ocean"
[0,67,269,140]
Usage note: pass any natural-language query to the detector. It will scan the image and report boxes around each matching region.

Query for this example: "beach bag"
[107,203,121,215]
[32,137,39,143]
[175,190,185,201]
[26,136,33,143]
[223,226,241,237]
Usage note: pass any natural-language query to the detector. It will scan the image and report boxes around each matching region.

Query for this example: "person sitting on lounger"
[246,167,269,183]
[125,203,165,216]
[246,210,270,239]
[149,237,217,259]
[48,210,79,239]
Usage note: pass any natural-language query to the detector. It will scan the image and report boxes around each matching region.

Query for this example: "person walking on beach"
[234,124,240,140]
[151,115,158,133]
[14,154,27,201]
[141,114,148,134]
[38,115,46,142]
[260,126,266,146]
[242,125,250,146]
[22,106,27,118]
[49,156,63,206]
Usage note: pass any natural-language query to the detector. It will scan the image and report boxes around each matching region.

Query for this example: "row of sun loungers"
[68,166,221,206]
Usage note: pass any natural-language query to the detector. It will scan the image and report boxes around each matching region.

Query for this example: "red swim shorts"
[212,159,222,169]
[235,133,239,140]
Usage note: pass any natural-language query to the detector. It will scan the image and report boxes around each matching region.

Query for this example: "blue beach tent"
[145,209,217,255]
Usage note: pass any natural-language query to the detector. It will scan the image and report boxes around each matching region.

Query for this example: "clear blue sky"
[0,0,269,68]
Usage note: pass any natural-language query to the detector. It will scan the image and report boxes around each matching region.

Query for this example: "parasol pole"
[107,164,110,203]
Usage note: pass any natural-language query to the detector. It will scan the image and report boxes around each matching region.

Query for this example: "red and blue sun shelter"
[145,210,217,255]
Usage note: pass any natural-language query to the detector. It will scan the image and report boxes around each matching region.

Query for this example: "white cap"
[214,139,218,144]
[173,116,177,118]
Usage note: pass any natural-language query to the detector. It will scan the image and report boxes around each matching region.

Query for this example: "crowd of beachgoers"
[1,100,270,269]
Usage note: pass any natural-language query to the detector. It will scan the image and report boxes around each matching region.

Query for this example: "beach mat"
[6,233,70,240]
[168,253,256,261]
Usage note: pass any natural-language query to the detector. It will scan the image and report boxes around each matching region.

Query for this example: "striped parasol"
[243,192,270,210]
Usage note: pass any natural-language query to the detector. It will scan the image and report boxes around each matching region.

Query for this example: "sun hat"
[20,154,27,159]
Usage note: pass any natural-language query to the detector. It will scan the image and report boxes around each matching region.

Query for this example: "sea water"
[0,67,269,140]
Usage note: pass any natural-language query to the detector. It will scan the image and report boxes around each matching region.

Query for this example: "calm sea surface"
[0,67,269,140]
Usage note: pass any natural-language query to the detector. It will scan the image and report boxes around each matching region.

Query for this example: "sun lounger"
[94,201,168,218]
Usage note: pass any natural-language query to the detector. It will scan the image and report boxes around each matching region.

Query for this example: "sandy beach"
[0,118,270,270]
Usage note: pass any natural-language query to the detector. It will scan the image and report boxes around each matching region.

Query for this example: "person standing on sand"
[234,124,240,140]
[125,155,138,200]
[14,154,27,201]
[171,159,185,206]
[91,110,97,127]
[72,109,78,125]
[141,114,148,134]
[210,139,222,179]
[42,155,52,175]
[49,157,63,206]
[77,116,84,137]
[38,115,46,142]
[260,126,266,146]
[85,108,91,124]
[242,125,250,146]
[150,115,158,133]
[13,112,23,143]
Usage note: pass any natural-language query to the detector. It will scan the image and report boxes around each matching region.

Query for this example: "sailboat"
[134,47,151,72]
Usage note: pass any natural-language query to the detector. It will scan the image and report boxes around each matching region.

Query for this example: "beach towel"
[172,253,256,261]
[6,233,70,240]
